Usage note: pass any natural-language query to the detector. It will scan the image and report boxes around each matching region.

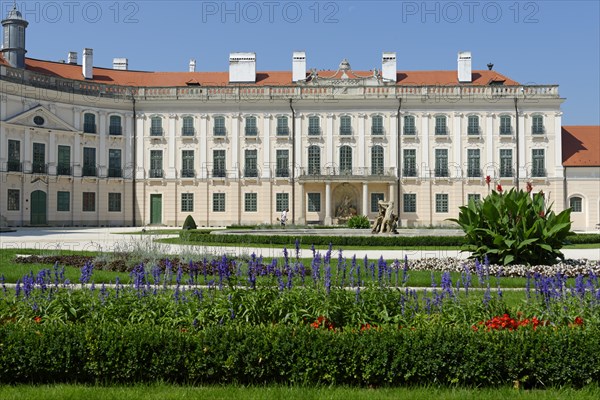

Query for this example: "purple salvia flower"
[176,264,183,286]
[355,286,360,303]
[349,255,356,288]
[295,238,301,260]
[287,268,293,290]
[1,274,5,295]
[324,262,331,295]
[324,243,332,266]
[115,277,121,298]
[15,278,21,298]
[377,257,385,286]
[275,268,284,291]
[403,255,409,286]
[151,264,161,286]
[483,284,491,307]
[311,252,321,286]
[525,271,531,300]
[441,271,452,297]
[79,261,94,286]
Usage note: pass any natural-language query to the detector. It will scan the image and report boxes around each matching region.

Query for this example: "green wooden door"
[150,194,162,225]
[30,190,47,225]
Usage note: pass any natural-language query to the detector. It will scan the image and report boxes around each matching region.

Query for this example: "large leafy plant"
[449,188,573,265]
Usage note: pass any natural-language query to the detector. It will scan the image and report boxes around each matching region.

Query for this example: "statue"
[335,195,357,221]
[371,200,398,234]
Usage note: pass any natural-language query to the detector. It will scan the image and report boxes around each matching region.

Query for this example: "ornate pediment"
[299,58,394,87]
[3,105,77,132]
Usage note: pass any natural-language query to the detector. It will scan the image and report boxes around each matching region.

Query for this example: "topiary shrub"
[448,188,573,265]
[182,215,197,230]
[347,215,371,229]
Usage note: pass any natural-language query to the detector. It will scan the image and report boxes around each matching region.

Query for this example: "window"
[276,149,289,177]
[308,146,321,175]
[108,193,122,212]
[276,193,289,212]
[532,149,545,177]
[308,116,320,135]
[404,115,416,135]
[500,115,511,135]
[467,115,479,135]
[7,189,19,211]
[57,145,71,175]
[109,115,122,135]
[244,149,258,177]
[7,140,20,172]
[277,116,289,136]
[532,115,544,134]
[213,116,226,136]
[307,193,321,212]
[150,116,163,136]
[83,113,96,133]
[467,149,481,177]
[435,193,448,213]
[339,146,352,175]
[182,116,194,136]
[245,193,257,212]
[435,115,447,135]
[213,149,226,178]
[467,194,481,204]
[372,115,384,135]
[108,149,122,178]
[340,115,352,135]
[370,193,384,213]
[150,150,163,178]
[32,143,46,174]
[435,149,449,177]
[82,147,96,177]
[57,191,70,212]
[82,192,96,212]
[245,116,258,136]
[213,193,225,212]
[403,193,416,213]
[403,149,417,177]
[569,197,582,213]
[181,193,194,212]
[371,145,384,175]
[181,150,195,178]
[500,149,513,177]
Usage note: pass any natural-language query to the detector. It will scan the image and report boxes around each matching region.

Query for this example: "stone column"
[325,182,332,225]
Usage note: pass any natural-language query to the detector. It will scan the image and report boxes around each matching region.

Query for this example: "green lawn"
[0,384,598,400]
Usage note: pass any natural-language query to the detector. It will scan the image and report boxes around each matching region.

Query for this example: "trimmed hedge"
[179,231,600,248]
[1,322,599,387]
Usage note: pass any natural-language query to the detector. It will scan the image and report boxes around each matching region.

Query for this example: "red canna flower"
[33,316,41,324]
[574,317,584,325]
[496,184,503,193]
[485,175,491,187]
[539,210,545,218]
[526,182,533,193]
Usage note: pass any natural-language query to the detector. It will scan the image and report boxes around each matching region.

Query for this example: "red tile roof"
[0,55,520,87]
[562,126,600,167]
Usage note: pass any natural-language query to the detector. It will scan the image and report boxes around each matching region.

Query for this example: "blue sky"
[3,0,599,124]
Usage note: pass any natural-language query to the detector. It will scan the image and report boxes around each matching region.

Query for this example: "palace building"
[1,6,598,230]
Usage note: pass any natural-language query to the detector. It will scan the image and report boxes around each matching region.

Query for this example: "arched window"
[371,145,384,175]
[308,145,321,175]
[339,145,352,175]
[569,196,582,213]
[109,115,122,135]
[83,113,96,133]
[150,116,163,136]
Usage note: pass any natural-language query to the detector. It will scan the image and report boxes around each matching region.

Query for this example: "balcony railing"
[212,169,226,178]
[7,160,22,172]
[108,167,122,178]
[275,168,290,178]
[532,126,545,135]
[403,167,417,177]
[83,123,96,134]
[299,166,395,178]
[372,126,384,135]
[435,126,448,135]
[276,126,289,136]
[109,125,122,135]
[531,168,546,178]
[370,167,385,176]
[57,165,72,176]
[82,165,97,177]
[435,168,449,177]
[403,126,416,135]
[32,163,47,174]
[244,168,258,178]
[149,169,163,178]
[245,126,258,136]
[180,169,195,178]
[150,127,163,136]
[181,127,195,136]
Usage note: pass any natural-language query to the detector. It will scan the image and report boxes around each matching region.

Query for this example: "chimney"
[82,48,93,79]
[113,57,128,70]
[229,52,256,83]
[457,51,472,83]
[382,52,397,82]
[292,51,306,82]
[68,51,77,64]
[189,59,196,72]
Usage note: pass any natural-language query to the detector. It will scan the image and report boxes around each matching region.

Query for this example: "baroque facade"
[1,7,597,230]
